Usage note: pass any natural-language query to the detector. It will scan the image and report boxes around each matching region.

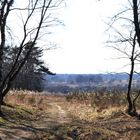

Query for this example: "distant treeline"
[44,73,140,84]
[45,74,104,84]
[43,74,140,94]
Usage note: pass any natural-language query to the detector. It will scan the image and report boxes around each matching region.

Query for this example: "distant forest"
[43,74,140,94]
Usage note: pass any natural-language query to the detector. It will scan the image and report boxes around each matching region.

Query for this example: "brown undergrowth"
[0,90,140,139]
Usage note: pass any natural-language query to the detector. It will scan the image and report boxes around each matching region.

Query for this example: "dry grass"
[1,90,140,140]
[3,90,130,121]
[4,90,49,110]
[65,91,129,121]
[65,103,126,121]
[3,90,136,122]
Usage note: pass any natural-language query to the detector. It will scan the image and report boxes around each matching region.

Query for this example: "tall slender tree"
[105,0,140,117]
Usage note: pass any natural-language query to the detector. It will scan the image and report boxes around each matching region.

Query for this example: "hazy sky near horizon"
[44,0,131,74]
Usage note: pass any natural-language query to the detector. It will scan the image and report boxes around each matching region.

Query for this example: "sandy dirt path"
[0,98,72,140]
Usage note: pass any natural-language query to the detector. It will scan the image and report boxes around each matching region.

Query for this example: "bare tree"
[105,0,140,117]
[0,0,63,116]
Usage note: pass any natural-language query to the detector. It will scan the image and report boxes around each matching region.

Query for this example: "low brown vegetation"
[0,90,140,139]
[65,91,127,119]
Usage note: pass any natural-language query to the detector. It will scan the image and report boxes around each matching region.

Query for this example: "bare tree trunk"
[127,33,139,116]
[129,0,140,116]
[133,91,140,116]
[127,60,134,116]
[133,0,140,46]
[0,92,5,116]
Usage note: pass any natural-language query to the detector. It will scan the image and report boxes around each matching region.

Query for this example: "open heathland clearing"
[0,91,140,139]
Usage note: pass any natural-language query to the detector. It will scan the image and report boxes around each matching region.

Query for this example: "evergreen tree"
[3,45,55,91]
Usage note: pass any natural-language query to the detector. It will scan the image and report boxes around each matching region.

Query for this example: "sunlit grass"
[4,90,130,121]
[1,90,140,139]
[65,91,133,121]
